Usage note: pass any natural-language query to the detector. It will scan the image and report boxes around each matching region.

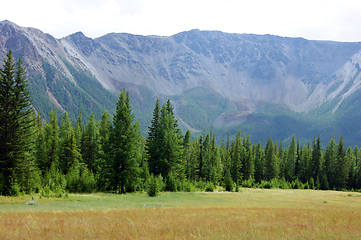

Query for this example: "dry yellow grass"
[1,189,361,239]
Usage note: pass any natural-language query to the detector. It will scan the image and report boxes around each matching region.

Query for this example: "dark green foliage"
[32,59,117,128]
[146,98,161,176]
[165,172,177,192]
[108,89,141,193]
[0,51,34,195]
[81,113,98,172]
[146,99,184,179]
[224,170,233,191]
[264,137,278,180]
[66,164,96,193]
[3,82,361,196]
[205,182,215,192]
[147,174,159,197]
[320,174,329,190]
[231,128,243,184]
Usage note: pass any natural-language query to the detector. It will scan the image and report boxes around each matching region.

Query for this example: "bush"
[165,172,177,192]
[205,182,215,192]
[309,177,315,189]
[147,174,159,197]
[28,169,42,194]
[260,180,271,189]
[196,180,207,191]
[66,164,96,193]
[10,180,21,197]
[278,177,291,189]
[242,177,255,188]
[180,180,195,192]
[80,168,96,193]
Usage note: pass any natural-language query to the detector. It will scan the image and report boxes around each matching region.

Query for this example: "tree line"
[1,50,361,197]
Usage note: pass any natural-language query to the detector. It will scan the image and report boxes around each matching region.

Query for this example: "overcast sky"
[2,0,361,42]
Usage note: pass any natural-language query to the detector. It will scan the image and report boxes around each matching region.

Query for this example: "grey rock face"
[60,28,361,111]
[2,20,361,125]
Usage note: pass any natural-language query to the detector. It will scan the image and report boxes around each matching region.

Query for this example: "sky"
[2,0,361,42]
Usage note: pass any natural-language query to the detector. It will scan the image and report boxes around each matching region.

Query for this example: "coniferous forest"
[1,51,361,197]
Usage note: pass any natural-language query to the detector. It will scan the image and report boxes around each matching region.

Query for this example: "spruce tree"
[146,98,161,175]
[285,135,297,182]
[231,128,243,184]
[254,141,265,183]
[81,112,98,172]
[336,136,348,189]
[264,137,278,181]
[156,102,183,178]
[95,110,112,191]
[109,89,140,193]
[0,51,34,195]
[58,111,74,174]
[311,136,322,181]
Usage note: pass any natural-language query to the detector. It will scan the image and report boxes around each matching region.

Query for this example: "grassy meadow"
[1,189,361,239]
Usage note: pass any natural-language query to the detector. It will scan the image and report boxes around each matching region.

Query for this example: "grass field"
[1,189,361,239]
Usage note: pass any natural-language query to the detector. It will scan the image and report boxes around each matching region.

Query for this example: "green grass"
[0,188,359,213]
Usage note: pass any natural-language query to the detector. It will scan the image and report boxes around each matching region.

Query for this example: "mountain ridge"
[1,20,361,146]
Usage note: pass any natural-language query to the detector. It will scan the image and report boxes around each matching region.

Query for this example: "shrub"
[147,174,159,197]
[165,172,177,192]
[80,168,96,193]
[180,180,195,192]
[309,177,315,189]
[28,169,42,193]
[205,182,215,192]
[260,180,271,189]
[196,180,207,191]
[10,180,21,197]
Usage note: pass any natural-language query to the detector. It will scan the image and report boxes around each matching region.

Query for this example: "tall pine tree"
[0,51,34,195]
[109,89,140,193]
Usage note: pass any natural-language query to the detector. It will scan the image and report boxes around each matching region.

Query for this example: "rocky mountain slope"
[1,20,361,146]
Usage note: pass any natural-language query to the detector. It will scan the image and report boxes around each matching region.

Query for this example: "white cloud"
[3,0,361,41]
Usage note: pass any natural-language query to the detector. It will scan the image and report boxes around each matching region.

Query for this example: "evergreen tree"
[335,136,348,189]
[264,137,278,180]
[224,169,233,191]
[324,138,337,189]
[44,109,59,173]
[294,139,301,178]
[109,89,140,193]
[156,102,183,178]
[35,115,47,176]
[74,111,83,148]
[285,135,297,181]
[183,129,193,180]
[243,135,254,180]
[0,51,34,194]
[81,112,98,172]
[61,129,82,174]
[146,98,161,175]
[311,136,322,181]
[231,128,243,184]
[95,110,112,191]
[254,141,265,183]
[58,111,74,174]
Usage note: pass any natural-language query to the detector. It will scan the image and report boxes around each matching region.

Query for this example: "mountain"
[1,20,361,146]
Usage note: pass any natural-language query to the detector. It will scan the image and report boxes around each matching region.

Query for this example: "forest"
[1,50,361,197]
